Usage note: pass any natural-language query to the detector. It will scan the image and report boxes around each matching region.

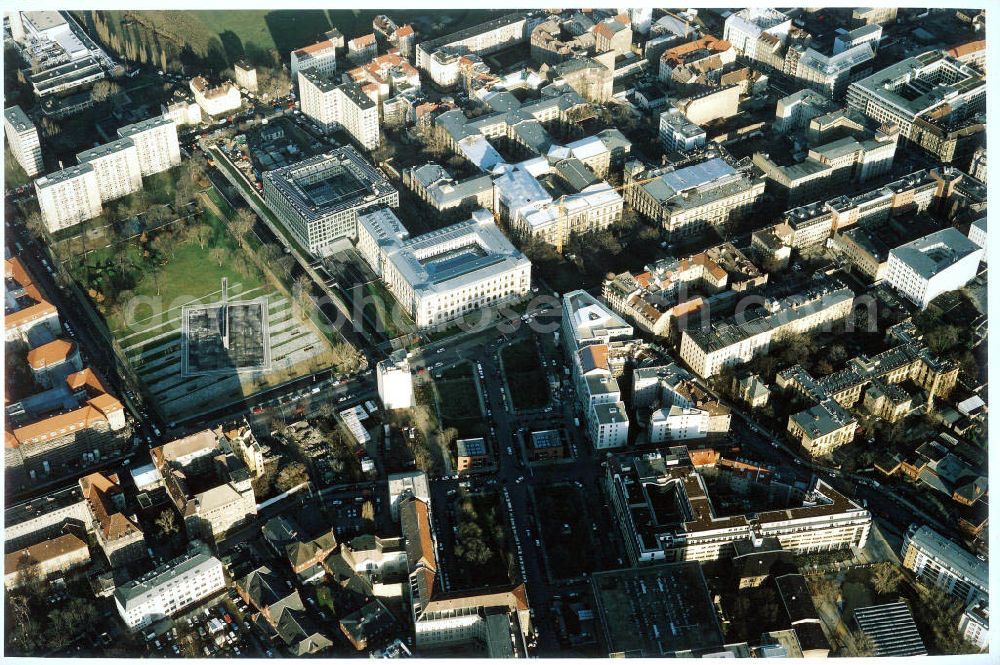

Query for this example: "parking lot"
[148,591,265,658]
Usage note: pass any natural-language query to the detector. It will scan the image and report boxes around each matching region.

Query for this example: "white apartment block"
[356,207,531,329]
[659,107,706,153]
[958,599,989,651]
[34,163,103,232]
[416,13,527,83]
[902,525,987,607]
[4,105,44,177]
[377,350,414,410]
[650,406,709,442]
[116,116,180,177]
[232,60,258,92]
[298,71,380,150]
[76,137,142,203]
[679,285,854,378]
[114,543,225,631]
[723,8,791,61]
[291,40,338,81]
[189,77,241,117]
[589,401,629,449]
[885,228,983,310]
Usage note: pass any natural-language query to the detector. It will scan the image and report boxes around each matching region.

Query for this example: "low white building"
[650,405,709,442]
[377,351,414,410]
[967,218,986,263]
[356,207,531,329]
[190,77,241,117]
[959,597,989,652]
[387,471,430,521]
[885,228,984,310]
[233,59,258,92]
[659,107,705,153]
[114,542,225,631]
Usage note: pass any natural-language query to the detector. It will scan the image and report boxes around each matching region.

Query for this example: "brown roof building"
[80,471,146,568]
[4,533,91,588]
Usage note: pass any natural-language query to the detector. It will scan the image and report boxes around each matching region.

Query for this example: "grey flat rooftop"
[76,137,136,164]
[34,162,94,188]
[889,227,982,279]
[4,105,35,132]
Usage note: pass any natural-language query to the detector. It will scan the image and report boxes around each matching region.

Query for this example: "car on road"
[436,348,445,354]
[507,446,513,455]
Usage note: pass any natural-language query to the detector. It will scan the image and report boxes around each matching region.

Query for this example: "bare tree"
[275,461,310,491]
[155,509,179,538]
[209,247,227,266]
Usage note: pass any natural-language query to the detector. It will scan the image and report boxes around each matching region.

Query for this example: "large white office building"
[76,137,142,202]
[34,163,103,232]
[356,207,531,329]
[846,51,986,144]
[4,105,44,177]
[885,228,983,310]
[607,451,871,565]
[263,147,397,256]
[298,71,380,150]
[116,116,180,177]
[114,542,225,631]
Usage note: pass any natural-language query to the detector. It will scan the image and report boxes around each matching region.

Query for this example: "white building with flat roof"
[356,207,531,329]
[590,401,629,449]
[189,76,241,117]
[377,350,414,411]
[659,107,706,154]
[34,163,103,232]
[76,137,142,202]
[116,116,180,177]
[114,542,224,630]
[387,471,430,521]
[902,525,987,606]
[263,147,398,255]
[298,71,380,150]
[885,228,983,310]
[291,39,338,81]
[4,106,44,177]
[723,8,791,61]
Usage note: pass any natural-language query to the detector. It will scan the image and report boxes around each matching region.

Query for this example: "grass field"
[4,147,31,189]
[501,338,550,411]
[434,362,485,439]
[72,209,265,337]
[93,9,510,65]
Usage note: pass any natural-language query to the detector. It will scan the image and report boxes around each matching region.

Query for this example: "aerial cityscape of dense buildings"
[1,5,991,660]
